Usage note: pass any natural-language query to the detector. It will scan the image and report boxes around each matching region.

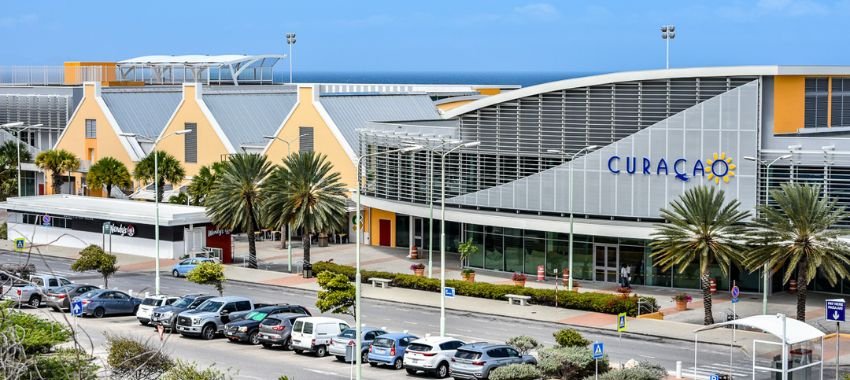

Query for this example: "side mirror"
[220,310,229,316]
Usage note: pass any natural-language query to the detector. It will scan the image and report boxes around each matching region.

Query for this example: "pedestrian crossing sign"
[617,312,627,332]
[592,342,604,359]
[14,238,25,252]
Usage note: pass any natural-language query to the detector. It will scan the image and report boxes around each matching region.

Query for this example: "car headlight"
[238,326,248,332]
[192,318,201,325]
[161,311,173,319]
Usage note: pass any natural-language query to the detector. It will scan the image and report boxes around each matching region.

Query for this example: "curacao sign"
[607,152,736,184]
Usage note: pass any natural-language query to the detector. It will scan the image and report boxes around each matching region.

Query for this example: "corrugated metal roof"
[319,94,440,151]
[203,92,297,148]
[101,90,181,138]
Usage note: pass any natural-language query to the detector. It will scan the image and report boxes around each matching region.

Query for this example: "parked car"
[170,258,216,277]
[329,327,387,363]
[257,313,309,349]
[72,289,142,318]
[367,332,419,370]
[404,336,466,378]
[224,305,312,345]
[1,274,72,308]
[290,317,350,357]
[175,296,254,340]
[227,304,312,324]
[136,295,179,325]
[151,294,214,331]
[450,343,537,380]
[45,284,100,312]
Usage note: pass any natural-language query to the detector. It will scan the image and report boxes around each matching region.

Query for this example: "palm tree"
[650,185,750,325]
[133,151,185,202]
[745,183,850,321]
[188,161,226,206]
[86,157,132,198]
[35,149,80,194]
[262,152,347,271]
[0,141,32,199]
[206,153,273,269]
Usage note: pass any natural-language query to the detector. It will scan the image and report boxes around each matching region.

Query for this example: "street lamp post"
[354,144,422,380]
[440,141,479,336]
[661,25,676,69]
[547,145,598,291]
[121,129,192,295]
[264,134,308,272]
[744,154,791,314]
[1,122,27,197]
[285,33,296,83]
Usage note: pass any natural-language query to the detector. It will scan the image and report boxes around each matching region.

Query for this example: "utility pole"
[661,25,676,69]
[286,33,296,83]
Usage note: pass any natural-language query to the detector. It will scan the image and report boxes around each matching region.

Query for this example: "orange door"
[379,220,391,247]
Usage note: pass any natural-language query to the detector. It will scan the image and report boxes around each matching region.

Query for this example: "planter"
[318,233,329,247]
[513,280,526,287]
[409,246,419,259]
[413,268,425,277]
[462,272,476,283]
[675,300,688,311]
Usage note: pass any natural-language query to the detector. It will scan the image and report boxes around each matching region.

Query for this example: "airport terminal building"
[359,66,850,295]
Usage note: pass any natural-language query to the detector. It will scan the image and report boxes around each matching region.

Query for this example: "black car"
[150,294,213,331]
[223,305,312,345]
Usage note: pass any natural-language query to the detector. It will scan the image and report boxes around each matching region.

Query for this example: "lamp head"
[462,141,481,148]
[743,156,758,162]
[174,129,192,135]
[0,122,24,128]
[779,154,792,159]
[400,145,424,153]
[586,145,599,151]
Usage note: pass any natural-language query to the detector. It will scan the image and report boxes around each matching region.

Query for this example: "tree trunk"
[281,225,286,249]
[303,233,311,267]
[106,184,112,199]
[246,198,258,269]
[797,262,808,321]
[51,172,62,194]
[103,274,108,288]
[701,272,714,325]
[156,178,165,203]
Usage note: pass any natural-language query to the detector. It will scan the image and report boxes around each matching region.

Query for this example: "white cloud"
[514,3,560,21]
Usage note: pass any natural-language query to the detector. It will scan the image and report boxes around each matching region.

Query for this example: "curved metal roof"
[118,54,286,66]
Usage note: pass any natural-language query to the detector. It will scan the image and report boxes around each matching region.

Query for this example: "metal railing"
[0,66,106,86]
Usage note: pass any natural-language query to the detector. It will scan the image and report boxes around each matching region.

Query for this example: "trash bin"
[345,344,355,362]
[302,262,313,279]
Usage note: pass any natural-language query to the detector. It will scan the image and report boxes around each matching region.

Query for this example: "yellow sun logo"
[705,152,736,184]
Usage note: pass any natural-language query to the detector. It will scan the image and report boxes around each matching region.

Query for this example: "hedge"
[312,261,656,316]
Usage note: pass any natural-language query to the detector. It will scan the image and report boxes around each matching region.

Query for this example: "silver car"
[329,327,386,363]
[450,343,537,380]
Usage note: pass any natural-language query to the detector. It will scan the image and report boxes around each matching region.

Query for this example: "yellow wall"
[157,83,231,177]
[477,88,502,96]
[265,85,357,188]
[53,83,135,195]
[63,62,117,85]
[436,99,476,112]
[773,76,806,134]
[366,207,396,247]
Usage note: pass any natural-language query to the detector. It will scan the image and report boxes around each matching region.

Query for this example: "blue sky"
[0,0,844,72]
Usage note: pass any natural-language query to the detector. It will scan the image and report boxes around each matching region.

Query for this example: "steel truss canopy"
[116,54,287,86]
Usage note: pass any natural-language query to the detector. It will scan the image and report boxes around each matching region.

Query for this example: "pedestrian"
[620,265,631,288]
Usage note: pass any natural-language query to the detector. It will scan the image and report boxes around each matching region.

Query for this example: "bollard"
[128,289,133,297]
[144,291,150,298]
[675,361,682,378]
[537,265,545,282]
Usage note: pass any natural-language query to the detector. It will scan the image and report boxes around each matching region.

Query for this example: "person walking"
[620,264,631,288]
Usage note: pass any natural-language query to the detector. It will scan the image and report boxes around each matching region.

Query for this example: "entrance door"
[379,220,392,247]
[593,244,618,282]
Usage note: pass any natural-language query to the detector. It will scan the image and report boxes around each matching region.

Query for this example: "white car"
[290,317,350,357]
[136,295,178,325]
[404,336,466,378]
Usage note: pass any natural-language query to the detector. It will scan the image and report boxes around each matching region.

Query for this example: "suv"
[290,317,350,357]
[176,296,254,340]
[257,312,309,349]
[450,343,537,380]
[2,275,72,308]
[404,336,466,378]
[329,327,387,363]
[223,305,312,345]
[367,332,419,370]
[136,295,179,325]
[151,294,213,331]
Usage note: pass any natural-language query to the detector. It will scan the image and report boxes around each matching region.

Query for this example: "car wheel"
[369,362,378,367]
[293,349,303,355]
[201,324,216,340]
[283,338,293,351]
[261,342,273,349]
[393,358,403,370]
[315,345,327,357]
[172,270,179,277]
[93,307,105,318]
[361,351,369,364]
[139,320,148,326]
[28,296,41,308]
[406,368,417,375]
[436,362,449,378]
[335,355,345,361]
[132,305,139,315]
[249,331,260,345]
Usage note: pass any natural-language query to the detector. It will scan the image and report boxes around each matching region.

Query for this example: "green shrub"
[594,362,667,380]
[162,359,234,380]
[106,334,173,380]
[71,245,119,287]
[0,222,6,240]
[26,348,99,380]
[316,271,355,318]
[554,328,589,348]
[0,307,71,354]
[312,261,653,316]
[538,346,607,380]
[489,363,542,380]
[506,335,541,355]
[187,261,226,296]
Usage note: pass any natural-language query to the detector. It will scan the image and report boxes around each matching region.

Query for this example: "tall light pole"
[285,33,296,83]
[661,25,676,69]
[354,144,422,380]
[264,133,308,272]
[121,129,192,295]
[440,140,480,336]
[425,140,461,278]
[744,154,791,314]
[547,145,598,291]
[1,122,30,197]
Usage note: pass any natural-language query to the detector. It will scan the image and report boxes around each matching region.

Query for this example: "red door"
[379,220,391,247]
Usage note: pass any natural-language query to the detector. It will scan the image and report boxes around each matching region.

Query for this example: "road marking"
[639,354,656,359]
[304,368,347,378]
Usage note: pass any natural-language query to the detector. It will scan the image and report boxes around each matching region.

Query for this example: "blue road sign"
[709,374,720,380]
[826,299,846,322]
[617,312,627,332]
[71,300,83,317]
[731,285,740,303]
[444,287,455,298]
[14,238,25,252]
[592,342,604,359]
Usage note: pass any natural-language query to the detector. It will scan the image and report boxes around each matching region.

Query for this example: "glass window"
[85,119,96,138]
[504,235,523,273]
[222,303,237,312]
[60,279,71,286]
[396,214,410,248]
[619,244,645,286]
[805,78,829,128]
[410,343,433,352]
[465,230,484,269]
[363,331,375,340]
[506,348,519,357]
[484,232,504,271]
[235,301,252,311]
[302,322,313,334]
[292,320,303,332]
[48,279,58,287]
[523,238,546,276]
[299,127,314,152]
[455,350,481,360]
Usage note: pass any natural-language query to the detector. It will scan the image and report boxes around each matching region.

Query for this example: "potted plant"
[457,239,479,268]
[512,272,527,287]
[410,263,426,277]
[461,268,476,283]
[672,293,692,311]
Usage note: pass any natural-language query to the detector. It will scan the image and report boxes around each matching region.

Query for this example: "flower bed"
[312,261,656,316]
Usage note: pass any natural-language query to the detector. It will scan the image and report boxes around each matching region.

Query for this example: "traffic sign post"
[444,287,455,298]
[729,282,739,379]
[617,312,627,332]
[827,298,846,380]
[71,300,83,317]
[13,238,25,252]
[592,342,604,380]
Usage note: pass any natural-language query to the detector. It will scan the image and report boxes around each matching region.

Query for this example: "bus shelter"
[694,314,824,380]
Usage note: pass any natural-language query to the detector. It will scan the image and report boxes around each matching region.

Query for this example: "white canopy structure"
[116,54,286,85]
[694,314,824,380]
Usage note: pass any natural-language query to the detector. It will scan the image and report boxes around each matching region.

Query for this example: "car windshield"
[79,290,99,299]
[407,343,432,352]
[248,312,268,322]
[141,298,160,306]
[171,297,194,308]
[51,285,74,293]
[373,337,395,348]
[455,350,482,360]
[195,301,223,312]
[339,329,356,339]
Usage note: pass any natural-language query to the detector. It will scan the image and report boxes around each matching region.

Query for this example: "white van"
[290,317,350,357]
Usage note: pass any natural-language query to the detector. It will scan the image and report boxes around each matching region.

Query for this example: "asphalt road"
[0,251,801,380]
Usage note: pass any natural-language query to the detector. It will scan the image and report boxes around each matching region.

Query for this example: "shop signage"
[207,228,231,237]
[104,223,136,237]
[607,152,736,184]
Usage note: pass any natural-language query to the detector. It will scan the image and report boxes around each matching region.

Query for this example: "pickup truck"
[1,275,73,308]
[175,296,254,340]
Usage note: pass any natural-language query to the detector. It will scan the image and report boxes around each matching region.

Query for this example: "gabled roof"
[101,89,182,138]
[319,94,440,151]
[202,92,297,148]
